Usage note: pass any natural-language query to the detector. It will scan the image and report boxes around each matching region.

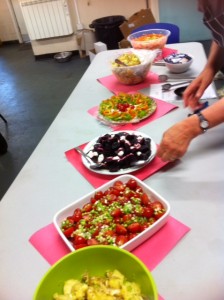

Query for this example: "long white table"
[0,42,223,300]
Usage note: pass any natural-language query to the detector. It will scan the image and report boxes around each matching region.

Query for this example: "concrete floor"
[0,40,215,201]
[0,43,90,200]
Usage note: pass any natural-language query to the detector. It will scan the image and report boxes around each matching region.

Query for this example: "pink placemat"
[97,72,159,94]
[88,98,177,131]
[65,144,168,189]
[29,216,190,270]
[155,47,178,61]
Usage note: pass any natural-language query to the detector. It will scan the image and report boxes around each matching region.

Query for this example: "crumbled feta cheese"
[112,156,120,161]
[118,150,124,156]
[88,150,98,158]
[98,154,104,162]
[124,140,131,146]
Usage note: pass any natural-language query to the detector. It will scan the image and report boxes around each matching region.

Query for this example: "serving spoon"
[75,146,150,170]
[162,80,192,91]
[75,147,105,170]
[115,59,127,66]
[159,74,196,82]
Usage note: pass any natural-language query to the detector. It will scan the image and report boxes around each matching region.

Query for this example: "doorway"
[5,0,29,43]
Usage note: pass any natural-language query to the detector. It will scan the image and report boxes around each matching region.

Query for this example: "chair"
[132,22,180,44]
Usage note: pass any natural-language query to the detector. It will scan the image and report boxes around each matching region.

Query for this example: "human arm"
[183,41,224,109]
[157,98,224,162]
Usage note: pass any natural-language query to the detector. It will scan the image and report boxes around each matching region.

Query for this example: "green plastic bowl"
[33,245,158,300]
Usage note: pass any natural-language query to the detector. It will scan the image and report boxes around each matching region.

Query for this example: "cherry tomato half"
[115,224,127,235]
[74,235,87,245]
[142,207,154,218]
[151,201,164,211]
[116,235,128,246]
[63,227,75,238]
[127,222,141,233]
[126,179,138,190]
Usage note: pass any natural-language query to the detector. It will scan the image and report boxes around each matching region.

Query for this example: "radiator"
[20,0,73,40]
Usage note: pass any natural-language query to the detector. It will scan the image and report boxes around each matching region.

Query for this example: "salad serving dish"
[98,93,157,125]
[54,174,170,252]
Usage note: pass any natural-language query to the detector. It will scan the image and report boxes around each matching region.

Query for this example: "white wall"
[1,0,152,54]
[75,0,150,28]
[1,0,212,54]
[159,0,212,42]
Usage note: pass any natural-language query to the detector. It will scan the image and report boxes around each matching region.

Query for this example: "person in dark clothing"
[157,0,224,162]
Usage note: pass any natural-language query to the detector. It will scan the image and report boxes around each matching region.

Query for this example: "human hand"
[157,117,200,162]
[183,69,214,109]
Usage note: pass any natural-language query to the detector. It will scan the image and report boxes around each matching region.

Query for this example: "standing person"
[157,0,224,162]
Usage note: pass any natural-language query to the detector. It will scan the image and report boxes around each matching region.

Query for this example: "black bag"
[0,132,8,155]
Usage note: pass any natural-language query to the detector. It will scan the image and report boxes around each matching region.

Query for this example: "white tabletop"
[0,42,223,300]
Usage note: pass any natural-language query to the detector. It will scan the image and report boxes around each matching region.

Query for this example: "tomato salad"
[60,179,166,250]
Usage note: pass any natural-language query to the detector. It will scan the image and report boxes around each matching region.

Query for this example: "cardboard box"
[119,9,156,39]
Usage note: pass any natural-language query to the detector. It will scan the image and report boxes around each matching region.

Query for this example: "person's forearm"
[157,99,224,161]
[204,41,224,74]
[187,98,224,138]
[200,98,224,128]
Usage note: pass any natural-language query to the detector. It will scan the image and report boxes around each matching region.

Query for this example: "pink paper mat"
[98,72,159,94]
[29,216,190,270]
[88,98,177,131]
[97,47,178,94]
[65,144,169,189]
[155,47,178,61]
[29,216,188,300]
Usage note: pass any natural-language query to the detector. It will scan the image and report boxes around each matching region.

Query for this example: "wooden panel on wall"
[0,0,17,41]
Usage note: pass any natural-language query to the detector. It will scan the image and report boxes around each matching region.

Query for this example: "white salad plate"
[82,130,157,175]
[53,174,170,252]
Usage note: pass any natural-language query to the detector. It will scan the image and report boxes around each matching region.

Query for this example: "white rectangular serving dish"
[53,174,170,252]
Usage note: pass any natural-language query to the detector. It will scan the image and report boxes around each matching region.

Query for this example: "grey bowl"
[54,51,72,63]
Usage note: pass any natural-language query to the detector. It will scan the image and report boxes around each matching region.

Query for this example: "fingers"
[183,82,202,109]
[157,121,194,162]
[157,145,182,162]
[183,72,213,109]
[157,138,182,162]
[158,152,178,162]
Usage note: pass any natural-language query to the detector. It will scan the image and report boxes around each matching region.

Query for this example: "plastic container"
[110,49,157,85]
[127,29,170,50]
[89,15,125,50]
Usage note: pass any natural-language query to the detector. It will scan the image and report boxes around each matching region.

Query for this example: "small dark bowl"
[174,85,189,97]
[54,51,72,63]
